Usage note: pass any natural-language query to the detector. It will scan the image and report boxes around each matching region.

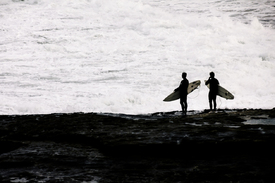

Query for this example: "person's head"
[210,72,215,78]
[182,72,187,79]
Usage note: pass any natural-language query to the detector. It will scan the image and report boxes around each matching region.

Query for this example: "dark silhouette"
[205,72,219,111]
[175,72,189,115]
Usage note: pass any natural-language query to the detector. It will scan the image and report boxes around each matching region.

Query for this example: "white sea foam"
[0,0,275,114]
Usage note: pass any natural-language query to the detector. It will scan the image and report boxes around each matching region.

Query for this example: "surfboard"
[204,80,234,100]
[163,80,201,102]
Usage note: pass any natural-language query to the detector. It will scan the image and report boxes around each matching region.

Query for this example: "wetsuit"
[175,78,189,114]
[205,78,219,110]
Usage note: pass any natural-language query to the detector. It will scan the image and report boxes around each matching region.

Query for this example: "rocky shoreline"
[1,109,275,182]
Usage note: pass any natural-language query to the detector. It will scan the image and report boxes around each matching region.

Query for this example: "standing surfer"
[174,72,189,115]
[205,72,219,111]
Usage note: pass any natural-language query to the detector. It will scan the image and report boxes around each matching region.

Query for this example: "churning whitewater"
[0,0,275,114]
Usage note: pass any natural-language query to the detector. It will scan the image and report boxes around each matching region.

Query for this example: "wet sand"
[1,108,275,182]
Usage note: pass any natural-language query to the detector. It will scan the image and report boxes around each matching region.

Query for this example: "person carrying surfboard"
[205,72,219,111]
[174,72,189,115]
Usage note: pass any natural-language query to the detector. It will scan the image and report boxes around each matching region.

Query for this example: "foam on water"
[0,0,275,114]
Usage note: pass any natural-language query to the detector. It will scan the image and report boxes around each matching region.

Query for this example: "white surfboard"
[163,80,201,102]
[204,80,234,100]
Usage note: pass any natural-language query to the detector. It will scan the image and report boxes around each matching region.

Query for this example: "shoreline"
[1,108,275,182]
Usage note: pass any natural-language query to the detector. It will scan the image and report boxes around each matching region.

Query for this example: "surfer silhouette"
[174,72,189,115]
[205,72,219,111]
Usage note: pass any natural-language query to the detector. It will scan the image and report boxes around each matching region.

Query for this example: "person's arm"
[205,78,211,85]
[174,81,181,92]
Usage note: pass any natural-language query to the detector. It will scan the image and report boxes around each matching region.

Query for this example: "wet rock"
[0,109,275,182]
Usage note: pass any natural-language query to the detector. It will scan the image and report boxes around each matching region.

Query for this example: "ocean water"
[0,0,275,115]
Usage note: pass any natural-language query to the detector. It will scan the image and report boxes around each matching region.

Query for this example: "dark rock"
[0,109,275,182]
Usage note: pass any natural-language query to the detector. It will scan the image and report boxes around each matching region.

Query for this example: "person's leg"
[180,98,184,112]
[183,95,187,115]
[213,94,217,111]
[180,97,187,115]
[208,93,213,110]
